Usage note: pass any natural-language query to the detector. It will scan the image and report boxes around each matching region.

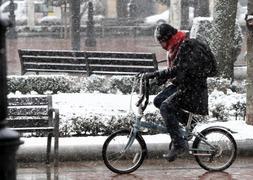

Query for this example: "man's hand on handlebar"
[142,72,157,79]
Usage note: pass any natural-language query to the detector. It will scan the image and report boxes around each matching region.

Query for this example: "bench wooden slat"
[8,119,51,128]
[92,71,138,75]
[88,58,154,66]
[8,106,49,116]
[22,56,86,63]
[7,116,49,120]
[19,49,84,57]
[8,96,49,106]
[24,62,87,67]
[23,63,87,70]
[11,127,54,131]
[90,65,155,73]
[24,69,88,74]
[90,64,155,68]
[86,51,155,59]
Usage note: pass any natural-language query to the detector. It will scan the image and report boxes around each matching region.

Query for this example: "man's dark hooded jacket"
[155,38,216,115]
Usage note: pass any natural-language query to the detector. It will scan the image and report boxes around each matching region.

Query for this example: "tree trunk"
[246,0,253,125]
[116,0,128,18]
[27,0,35,27]
[181,0,189,30]
[169,0,181,29]
[169,0,189,30]
[212,0,238,79]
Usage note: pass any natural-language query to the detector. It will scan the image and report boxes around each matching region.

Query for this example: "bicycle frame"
[123,75,195,152]
[124,112,227,156]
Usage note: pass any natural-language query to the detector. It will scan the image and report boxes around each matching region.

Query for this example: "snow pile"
[209,89,246,121]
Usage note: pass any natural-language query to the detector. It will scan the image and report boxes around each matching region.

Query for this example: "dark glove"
[156,76,168,86]
[143,72,157,79]
[145,69,171,85]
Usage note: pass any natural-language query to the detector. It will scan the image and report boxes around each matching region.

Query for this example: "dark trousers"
[154,84,189,132]
[153,84,177,109]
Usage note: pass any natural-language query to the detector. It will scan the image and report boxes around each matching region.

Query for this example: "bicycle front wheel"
[192,128,237,171]
[102,129,147,174]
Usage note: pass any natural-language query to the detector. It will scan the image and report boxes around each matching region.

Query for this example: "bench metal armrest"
[48,108,59,124]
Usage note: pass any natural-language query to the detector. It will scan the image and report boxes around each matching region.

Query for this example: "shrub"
[7,75,77,94]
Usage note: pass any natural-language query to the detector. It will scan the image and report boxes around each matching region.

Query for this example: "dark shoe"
[163,141,189,162]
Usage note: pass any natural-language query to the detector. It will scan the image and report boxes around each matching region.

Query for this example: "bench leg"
[54,133,59,167]
[46,133,53,164]
[52,108,60,167]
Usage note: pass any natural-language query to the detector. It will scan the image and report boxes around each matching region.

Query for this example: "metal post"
[194,0,210,17]
[85,1,96,47]
[7,0,17,39]
[127,0,137,18]
[0,19,23,180]
[127,0,138,37]
[180,0,190,30]
[70,0,81,50]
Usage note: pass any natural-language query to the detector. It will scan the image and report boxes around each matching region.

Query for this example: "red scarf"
[165,31,186,68]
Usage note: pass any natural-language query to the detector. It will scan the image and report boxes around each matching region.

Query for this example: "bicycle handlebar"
[135,74,150,112]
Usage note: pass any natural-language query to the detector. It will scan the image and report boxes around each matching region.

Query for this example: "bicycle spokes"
[102,129,147,174]
[193,128,237,171]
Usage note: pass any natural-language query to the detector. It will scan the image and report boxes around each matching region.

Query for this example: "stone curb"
[16,137,253,163]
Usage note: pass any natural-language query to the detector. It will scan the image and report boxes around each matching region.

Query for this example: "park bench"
[7,95,59,166]
[18,49,158,76]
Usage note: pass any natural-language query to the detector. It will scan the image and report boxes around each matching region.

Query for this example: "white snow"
[53,92,156,116]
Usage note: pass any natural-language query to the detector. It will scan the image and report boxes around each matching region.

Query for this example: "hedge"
[7,75,164,95]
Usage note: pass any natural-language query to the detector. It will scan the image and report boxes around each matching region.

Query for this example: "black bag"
[198,40,217,77]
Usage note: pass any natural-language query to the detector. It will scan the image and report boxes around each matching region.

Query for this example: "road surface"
[17,157,253,180]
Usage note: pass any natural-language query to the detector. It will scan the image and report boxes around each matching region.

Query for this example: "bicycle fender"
[201,126,237,134]
[121,128,148,157]
[136,132,148,156]
[193,126,238,151]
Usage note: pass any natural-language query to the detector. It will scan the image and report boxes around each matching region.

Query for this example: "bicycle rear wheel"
[192,128,237,171]
[102,129,147,174]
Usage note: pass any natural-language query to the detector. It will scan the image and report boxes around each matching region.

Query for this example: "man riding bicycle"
[143,23,217,162]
